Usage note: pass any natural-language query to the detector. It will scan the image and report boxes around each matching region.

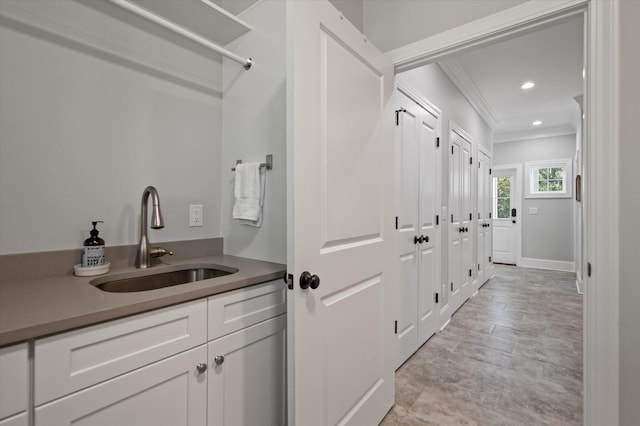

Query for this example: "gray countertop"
[0,255,286,346]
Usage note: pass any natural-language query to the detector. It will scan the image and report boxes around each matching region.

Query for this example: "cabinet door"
[0,343,28,421]
[208,315,286,426]
[0,413,28,426]
[35,345,207,426]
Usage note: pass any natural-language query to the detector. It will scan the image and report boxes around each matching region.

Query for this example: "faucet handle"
[150,247,174,258]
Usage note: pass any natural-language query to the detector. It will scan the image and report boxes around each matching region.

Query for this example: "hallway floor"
[381,265,583,425]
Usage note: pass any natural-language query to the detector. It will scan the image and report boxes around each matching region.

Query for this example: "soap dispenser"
[82,221,105,267]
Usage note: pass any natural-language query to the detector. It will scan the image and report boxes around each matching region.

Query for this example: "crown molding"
[437,58,498,129]
[493,124,575,143]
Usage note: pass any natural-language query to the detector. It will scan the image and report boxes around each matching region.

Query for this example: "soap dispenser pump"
[82,221,105,267]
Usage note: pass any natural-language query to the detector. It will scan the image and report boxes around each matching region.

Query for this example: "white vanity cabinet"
[207,281,287,426]
[31,279,287,426]
[0,343,29,426]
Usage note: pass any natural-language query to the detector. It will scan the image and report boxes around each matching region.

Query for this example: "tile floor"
[381,265,583,425]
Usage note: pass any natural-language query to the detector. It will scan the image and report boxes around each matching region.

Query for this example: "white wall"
[0,0,224,254]
[220,0,286,263]
[363,0,527,52]
[619,0,640,423]
[493,135,576,263]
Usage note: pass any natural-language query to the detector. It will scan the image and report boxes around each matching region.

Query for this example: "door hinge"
[479,162,481,169]
[450,282,453,291]
[436,215,439,225]
[489,256,492,263]
[478,212,481,220]
[470,157,473,165]
[394,320,398,334]
[587,262,592,277]
[435,293,439,304]
[469,269,472,277]
[395,216,398,230]
[395,108,406,126]
[489,168,492,175]
[436,137,440,148]
[451,146,454,155]
[489,212,492,219]
[451,214,454,222]
[469,213,472,220]
[478,263,480,270]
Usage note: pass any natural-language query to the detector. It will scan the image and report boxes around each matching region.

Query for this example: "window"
[525,159,572,198]
[493,176,512,219]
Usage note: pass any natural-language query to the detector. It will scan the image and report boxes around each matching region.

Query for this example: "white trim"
[576,275,583,295]
[520,257,575,272]
[449,120,473,143]
[492,163,523,267]
[585,1,619,424]
[396,82,443,119]
[494,125,576,144]
[387,0,588,72]
[436,58,498,129]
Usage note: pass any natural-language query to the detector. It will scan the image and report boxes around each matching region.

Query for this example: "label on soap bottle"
[82,246,105,267]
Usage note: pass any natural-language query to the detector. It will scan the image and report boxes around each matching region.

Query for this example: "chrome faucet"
[136,186,173,268]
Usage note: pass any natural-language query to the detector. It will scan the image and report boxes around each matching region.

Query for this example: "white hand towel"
[232,163,265,226]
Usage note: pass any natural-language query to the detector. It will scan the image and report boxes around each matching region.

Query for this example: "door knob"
[300,271,320,289]
[422,235,429,243]
[414,235,424,244]
[465,227,469,232]
[196,363,207,374]
[214,355,224,366]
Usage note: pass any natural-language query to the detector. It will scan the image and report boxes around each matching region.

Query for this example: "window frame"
[525,158,573,199]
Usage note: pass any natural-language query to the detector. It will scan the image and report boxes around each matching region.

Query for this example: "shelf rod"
[108,0,253,70]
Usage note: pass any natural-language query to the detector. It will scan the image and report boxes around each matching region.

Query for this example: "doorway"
[492,165,522,266]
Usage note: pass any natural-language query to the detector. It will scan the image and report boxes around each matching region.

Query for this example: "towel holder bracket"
[231,154,272,171]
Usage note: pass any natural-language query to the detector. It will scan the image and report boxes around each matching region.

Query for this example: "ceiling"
[438,16,584,143]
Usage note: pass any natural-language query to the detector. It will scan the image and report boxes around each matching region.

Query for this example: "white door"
[394,88,440,369]
[477,148,492,286]
[287,1,394,425]
[448,126,473,313]
[492,168,519,265]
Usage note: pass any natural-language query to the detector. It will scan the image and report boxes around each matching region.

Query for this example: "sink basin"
[91,264,238,293]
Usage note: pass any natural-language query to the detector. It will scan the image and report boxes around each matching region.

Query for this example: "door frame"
[387,1,620,424]
[492,163,522,267]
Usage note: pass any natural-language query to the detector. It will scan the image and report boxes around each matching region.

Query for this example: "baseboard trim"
[520,257,575,272]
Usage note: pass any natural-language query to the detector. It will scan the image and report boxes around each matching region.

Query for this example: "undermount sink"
[91,264,238,293]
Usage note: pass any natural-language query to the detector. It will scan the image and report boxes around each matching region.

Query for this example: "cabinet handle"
[214,355,225,366]
[196,363,207,374]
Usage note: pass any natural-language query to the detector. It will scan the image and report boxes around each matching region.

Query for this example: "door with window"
[492,167,520,265]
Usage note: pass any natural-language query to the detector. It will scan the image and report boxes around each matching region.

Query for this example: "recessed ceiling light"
[521,81,535,90]
[532,120,542,126]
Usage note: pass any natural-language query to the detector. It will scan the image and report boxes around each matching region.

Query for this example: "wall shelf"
[128,0,252,46]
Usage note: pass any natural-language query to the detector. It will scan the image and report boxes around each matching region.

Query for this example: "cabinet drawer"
[35,345,207,426]
[208,280,286,340]
[0,343,28,420]
[35,299,207,405]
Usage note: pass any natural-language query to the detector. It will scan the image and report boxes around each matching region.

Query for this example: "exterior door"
[449,126,473,313]
[287,1,394,425]
[394,88,440,369]
[492,168,518,265]
[477,148,492,286]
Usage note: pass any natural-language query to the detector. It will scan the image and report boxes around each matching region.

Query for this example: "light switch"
[529,207,538,215]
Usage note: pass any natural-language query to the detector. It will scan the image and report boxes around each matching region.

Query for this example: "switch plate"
[189,204,203,227]
[529,207,538,215]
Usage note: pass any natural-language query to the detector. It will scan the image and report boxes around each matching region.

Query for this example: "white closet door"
[417,103,440,346]
[394,94,420,369]
[393,88,441,368]
[477,148,493,285]
[449,126,473,313]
